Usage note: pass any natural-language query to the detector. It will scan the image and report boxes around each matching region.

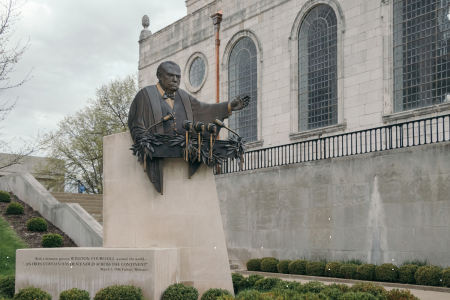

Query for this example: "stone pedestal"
[103,132,233,295]
[15,248,179,300]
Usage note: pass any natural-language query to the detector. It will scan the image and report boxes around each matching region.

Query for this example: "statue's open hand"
[230,95,251,111]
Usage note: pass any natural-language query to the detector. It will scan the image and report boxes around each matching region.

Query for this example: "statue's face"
[158,64,181,93]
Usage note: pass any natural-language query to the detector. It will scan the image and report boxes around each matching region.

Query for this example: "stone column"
[103,132,233,295]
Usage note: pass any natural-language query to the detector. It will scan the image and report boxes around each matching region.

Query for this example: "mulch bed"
[0,193,77,248]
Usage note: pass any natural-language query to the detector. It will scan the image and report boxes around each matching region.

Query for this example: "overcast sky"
[1,0,187,152]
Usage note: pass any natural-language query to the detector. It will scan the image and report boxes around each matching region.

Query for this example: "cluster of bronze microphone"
[144,113,240,163]
[182,118,240,162]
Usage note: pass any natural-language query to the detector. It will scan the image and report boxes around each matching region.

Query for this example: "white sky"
[1,0,187,152]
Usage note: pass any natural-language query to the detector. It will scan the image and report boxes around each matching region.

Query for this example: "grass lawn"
[0,214,27,277]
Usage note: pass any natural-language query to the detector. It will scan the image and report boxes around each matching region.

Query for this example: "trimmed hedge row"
[245,258,450,288]
[5,285,143,300]
[5,283,232,300]
[227,278,421,300]
[1,277,424,300]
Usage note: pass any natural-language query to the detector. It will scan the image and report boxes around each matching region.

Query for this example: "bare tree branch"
[0,0,37,170]
[0,0,32,97]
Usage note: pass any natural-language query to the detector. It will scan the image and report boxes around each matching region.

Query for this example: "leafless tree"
[0,0,36,170]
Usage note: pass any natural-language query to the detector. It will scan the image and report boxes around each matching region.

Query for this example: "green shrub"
[262,288,301,299]
[6,203,23,215]
[350,282,386,298]
[326,283,350,293]
[41,234,63,248]
[340,264,358,279]
[94,285,144,300]
[260,258,279,273]
[442,268,450,287]
[233,274,263,294]
[254,277,282,292]
[162,283,198,300]
[216,295,235,300]
[325,262,342,278]
[235,290,269,300]
[398,264,419,284]
[0,276,15,298]
[201,288,232,300]
[414,265,442,286]
[340,259,365,266]
[248,274,264,287]
[289,259,308,275]
[247,259,262,271]
[401,260,428,267]
[306,262,326,277]
[386,289,419,300]
[321,287,343,300]
[26,218,48,232]
[375,264,398,282]
[275,280,301,291]
[297,281,326,294]
[232,273,245,294]
[0,191,11,203]
[59,288,90,300]
[277,260,292,274]
[340,292,378,300]
[356,264,376,281]
[13,287,51,300]
[297,292,328,299]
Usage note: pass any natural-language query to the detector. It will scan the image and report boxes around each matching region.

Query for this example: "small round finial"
[142,15,150,29]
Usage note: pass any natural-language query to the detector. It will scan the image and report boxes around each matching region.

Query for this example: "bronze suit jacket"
[128,85,230,194]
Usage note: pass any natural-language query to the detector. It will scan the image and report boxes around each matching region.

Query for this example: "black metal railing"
[215,114,450,174]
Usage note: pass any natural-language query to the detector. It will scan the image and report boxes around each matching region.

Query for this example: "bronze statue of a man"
[128,61,249,193]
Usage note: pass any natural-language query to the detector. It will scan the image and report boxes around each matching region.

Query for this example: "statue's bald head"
[156,61,181,93]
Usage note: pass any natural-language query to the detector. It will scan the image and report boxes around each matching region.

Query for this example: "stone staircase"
[51,193,103,223]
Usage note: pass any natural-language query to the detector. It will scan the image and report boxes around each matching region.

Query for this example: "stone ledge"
[289,122,347,141]
[245,140,264,149]
[235,270,450,294]
[382,103,450,123]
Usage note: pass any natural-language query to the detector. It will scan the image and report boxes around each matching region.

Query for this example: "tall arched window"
[228,37,258,142]
[393,0,450,112]
[298,5,338,131]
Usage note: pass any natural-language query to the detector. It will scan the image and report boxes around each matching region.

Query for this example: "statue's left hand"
[230,95,251,111]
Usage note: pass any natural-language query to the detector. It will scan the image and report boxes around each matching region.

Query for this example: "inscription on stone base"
[15,248,179,300]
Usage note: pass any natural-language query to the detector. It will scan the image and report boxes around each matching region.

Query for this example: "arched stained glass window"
[189,57,206,88]
[298,4,338,131]
[228,37,258,142]
[393,0,450,112]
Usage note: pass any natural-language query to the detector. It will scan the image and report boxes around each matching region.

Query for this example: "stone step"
[58,201,103,207]
[52,198,103,202]
[55,197,103,202]
[52,192,102,198]
[51,193,104,224]
[83,210,103,214]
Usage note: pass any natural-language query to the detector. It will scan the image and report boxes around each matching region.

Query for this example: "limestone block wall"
[138,0,450,149]
[214,141,450,268]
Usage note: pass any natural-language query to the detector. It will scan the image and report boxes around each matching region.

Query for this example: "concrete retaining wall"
[215,142,450,268]
[0,172,102,247]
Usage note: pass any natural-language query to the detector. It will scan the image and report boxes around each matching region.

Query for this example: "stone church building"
[137,0,450,268]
